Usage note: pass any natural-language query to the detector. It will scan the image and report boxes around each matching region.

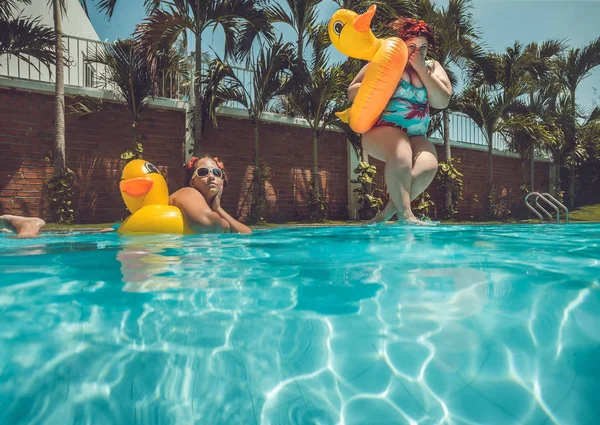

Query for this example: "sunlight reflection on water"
[1,224,599,424]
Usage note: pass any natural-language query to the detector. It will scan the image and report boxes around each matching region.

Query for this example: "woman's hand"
[211,185,223,212]
[408,50,427,75]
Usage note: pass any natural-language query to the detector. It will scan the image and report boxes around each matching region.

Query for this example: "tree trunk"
[297,34,303,66]
[568,163,576,209]
[53,1,65,173]
[521,158,528,188]
[312,131,319,198]
[528,92,535,191]
[443,109,451,211]
[253,122,259,167]
[553,157,561,196]
[132,119,141,159]
[529,146,535,191]
[487,129,494,188]
[567,92,576,208]
[193,33,203,152]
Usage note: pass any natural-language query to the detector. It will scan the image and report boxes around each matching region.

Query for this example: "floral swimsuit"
[374,79,430,137]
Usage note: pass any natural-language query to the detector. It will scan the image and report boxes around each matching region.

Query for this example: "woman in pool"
[2,155,251,237]
[348,18,452,225]
[107,155,252,234]
[170,155,252,234]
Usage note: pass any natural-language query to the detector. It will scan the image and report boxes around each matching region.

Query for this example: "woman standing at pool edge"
[348,18,452,225]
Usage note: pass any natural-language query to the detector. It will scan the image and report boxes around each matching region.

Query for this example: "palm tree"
[493,40,564,190]
[87,38,181,161]
[0,0,56,68]
[534,88,573,195]
[288,26,347,218]
[268,0,321,67]
[520,40,565,189]
[137,0,274,152]
[552,37,600,208]
[209,38,295,222]
[211,38,295,166]
[457,83,544,194]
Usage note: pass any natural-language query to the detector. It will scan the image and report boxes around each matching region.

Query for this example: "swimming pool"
[1,224,599,424]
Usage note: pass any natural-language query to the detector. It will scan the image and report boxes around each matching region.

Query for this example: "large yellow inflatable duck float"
[118,159,193,235]
[328,4,408,134]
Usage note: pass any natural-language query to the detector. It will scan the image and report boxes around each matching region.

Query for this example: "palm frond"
[0,0,30,21]
[94,0,161,19]
[0,16,56,69]
[135,6,192,53]
[86,38,155,120]
[209,0,274,61]
[251,37,296,115]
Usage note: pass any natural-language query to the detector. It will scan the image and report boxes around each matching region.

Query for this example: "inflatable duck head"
[119,159,169,213]
[328,4,379,60]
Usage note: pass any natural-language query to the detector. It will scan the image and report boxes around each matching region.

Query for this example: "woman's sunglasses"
[193,167,223,179]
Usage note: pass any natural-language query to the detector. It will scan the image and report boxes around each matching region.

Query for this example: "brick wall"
[200,115,349,221]
[0,86,550,223]
[0,87,185,223]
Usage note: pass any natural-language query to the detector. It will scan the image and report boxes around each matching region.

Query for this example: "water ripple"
[1,224,599,424]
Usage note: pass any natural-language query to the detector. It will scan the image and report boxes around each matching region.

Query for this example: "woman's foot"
[363,200,396,225]
[398,212,435,226]
[0,215,46,237]
[363,211,389,225]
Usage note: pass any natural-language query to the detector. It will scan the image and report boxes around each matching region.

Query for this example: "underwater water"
[0,224,599,425]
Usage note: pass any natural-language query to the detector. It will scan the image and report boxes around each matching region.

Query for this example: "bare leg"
[0,215,46,238]
[362,127,425,225]
[409,135,439,199]
[366,135,439,224]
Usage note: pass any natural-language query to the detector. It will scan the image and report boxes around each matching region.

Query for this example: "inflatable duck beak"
[354,4,376,33]
[120,178,154,197]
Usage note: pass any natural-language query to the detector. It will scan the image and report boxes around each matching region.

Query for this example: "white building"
[1,0,107,88]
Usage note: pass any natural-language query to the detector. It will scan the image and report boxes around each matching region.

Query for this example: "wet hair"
[185,154,228,187]
[388,18,436,50]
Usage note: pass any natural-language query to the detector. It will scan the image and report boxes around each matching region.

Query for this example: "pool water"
[1,224,599,425]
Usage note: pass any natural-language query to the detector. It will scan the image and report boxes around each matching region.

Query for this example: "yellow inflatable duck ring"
[117,159,193,235]
[328,4,408,134]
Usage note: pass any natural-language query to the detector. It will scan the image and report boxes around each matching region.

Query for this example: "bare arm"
[347,64,369,102]
[210,186,252,234]
[169,188,230,233]
[214,207,252,234]
[413,58,452,109]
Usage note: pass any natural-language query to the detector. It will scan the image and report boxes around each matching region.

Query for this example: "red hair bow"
[186,156,198,169]
[214,157,224,170]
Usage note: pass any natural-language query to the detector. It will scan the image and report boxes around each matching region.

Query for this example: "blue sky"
[87,0,600,110]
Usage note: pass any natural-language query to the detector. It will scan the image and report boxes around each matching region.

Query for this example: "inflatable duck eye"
[333,20,344,36]
[144,162,160,174]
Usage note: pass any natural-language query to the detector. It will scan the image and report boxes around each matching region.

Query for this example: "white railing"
[0,34,515,151]
[429,112,510,151]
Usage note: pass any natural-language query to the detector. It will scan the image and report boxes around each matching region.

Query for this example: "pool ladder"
[524,192,569,224]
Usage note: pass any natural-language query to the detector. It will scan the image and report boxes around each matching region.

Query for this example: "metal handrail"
[524,192,568,224]
[541,193,569,224]
[536,194,560,223]
[525,193,545,222]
